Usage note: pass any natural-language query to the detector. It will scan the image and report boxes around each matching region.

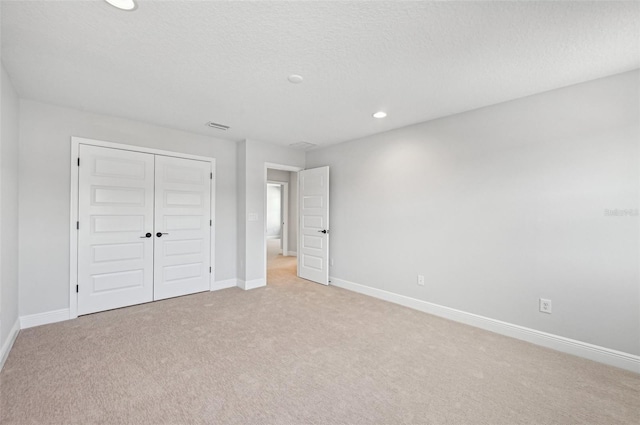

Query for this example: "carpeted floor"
[1,250,638,424]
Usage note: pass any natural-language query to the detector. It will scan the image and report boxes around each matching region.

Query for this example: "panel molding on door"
[77,145,155,315]
[73,138,216,318]
[298,166,330,285]
[153,155,212,301]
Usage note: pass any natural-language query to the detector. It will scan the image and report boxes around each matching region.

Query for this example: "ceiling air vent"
[289,141,317,150]
[206,121,230,131]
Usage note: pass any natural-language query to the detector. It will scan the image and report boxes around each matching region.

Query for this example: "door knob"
[318,229,328,234]
[140,233,152,238]
[156,232,169,237]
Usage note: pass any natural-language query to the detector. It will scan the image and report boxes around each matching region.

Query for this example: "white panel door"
[78,145,155,315]
[154,155,211,300]
[298,166,330,285]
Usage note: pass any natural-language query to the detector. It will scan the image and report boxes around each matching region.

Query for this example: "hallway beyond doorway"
[267,238,297,282]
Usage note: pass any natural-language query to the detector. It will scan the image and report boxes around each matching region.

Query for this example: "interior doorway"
[265,166,300,282]
[266,181,288,257]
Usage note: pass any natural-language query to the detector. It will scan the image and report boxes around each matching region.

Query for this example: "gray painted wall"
[237,140,304,283]
[1,65,20,347]
[306,70,639,355]
[266,169,290,182]
[236,141,247,280]
[288,171,298,254]
[18,100,238,316]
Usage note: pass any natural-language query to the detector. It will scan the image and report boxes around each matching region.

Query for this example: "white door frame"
[70,136,216,319]
[267,180,288,256]
[264,163,303,283]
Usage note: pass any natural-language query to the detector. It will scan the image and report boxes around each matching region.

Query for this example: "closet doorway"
[70,138,215,317]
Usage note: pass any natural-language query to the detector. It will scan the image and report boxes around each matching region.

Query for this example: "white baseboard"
[237,278,266,290]
[285,251,297,257]
[20,308,70,330]
[330,277,640,373]
[0,319,20,371]
[211,279,238,291]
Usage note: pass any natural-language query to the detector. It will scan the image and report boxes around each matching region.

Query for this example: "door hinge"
[76,221,79,230]
[76,284,79,293]
[77,158,80,166]
[210,172,213,179]
[210,219,212,226]
[209,267,212,273]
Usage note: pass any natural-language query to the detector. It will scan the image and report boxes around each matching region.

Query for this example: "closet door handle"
[140,233,152,238]
[156,232,169,238]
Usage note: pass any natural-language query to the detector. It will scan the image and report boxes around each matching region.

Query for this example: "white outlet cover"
[417,275,425,286]
[539,298,552,314]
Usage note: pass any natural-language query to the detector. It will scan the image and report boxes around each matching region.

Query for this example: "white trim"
[70,140,79,318]
[209,158,217,300]
[20,309,71,329]
[70,136,216,319]
[237,278,266,290]
[0,319,20,371]
[330,277,640,373]
[265,162,302,172]
[282,181,289,256]
[74,136,220,162]
[212,279,238,291]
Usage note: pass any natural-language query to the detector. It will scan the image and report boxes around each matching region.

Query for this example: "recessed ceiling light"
[373,111,387,119]
[104,0,137,11]
[288,74,304,84]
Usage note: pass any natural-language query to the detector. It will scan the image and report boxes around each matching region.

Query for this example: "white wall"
[306,70,639,356]
[237,140,304,285]
[236,141,247,281]
[18,100,237,317]
[1,64,20,352]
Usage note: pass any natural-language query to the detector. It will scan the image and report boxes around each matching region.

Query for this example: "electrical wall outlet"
[539,298,552,314]
[417,275,425,286]
[330,258,334,267]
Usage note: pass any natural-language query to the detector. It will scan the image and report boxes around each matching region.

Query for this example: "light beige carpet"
[1,254,638,424]
[267,238,281,263]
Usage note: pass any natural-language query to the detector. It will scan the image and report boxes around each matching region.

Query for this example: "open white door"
[298,166,329,285]
[153,155,211,301]
[77,145,155,315]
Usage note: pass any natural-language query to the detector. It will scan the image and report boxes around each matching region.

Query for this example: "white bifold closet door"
[77,145,211,315]
[153,155,211,301]
[77,145,156,315]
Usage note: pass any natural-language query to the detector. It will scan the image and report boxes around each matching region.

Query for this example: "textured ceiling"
[1,0,639,148]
